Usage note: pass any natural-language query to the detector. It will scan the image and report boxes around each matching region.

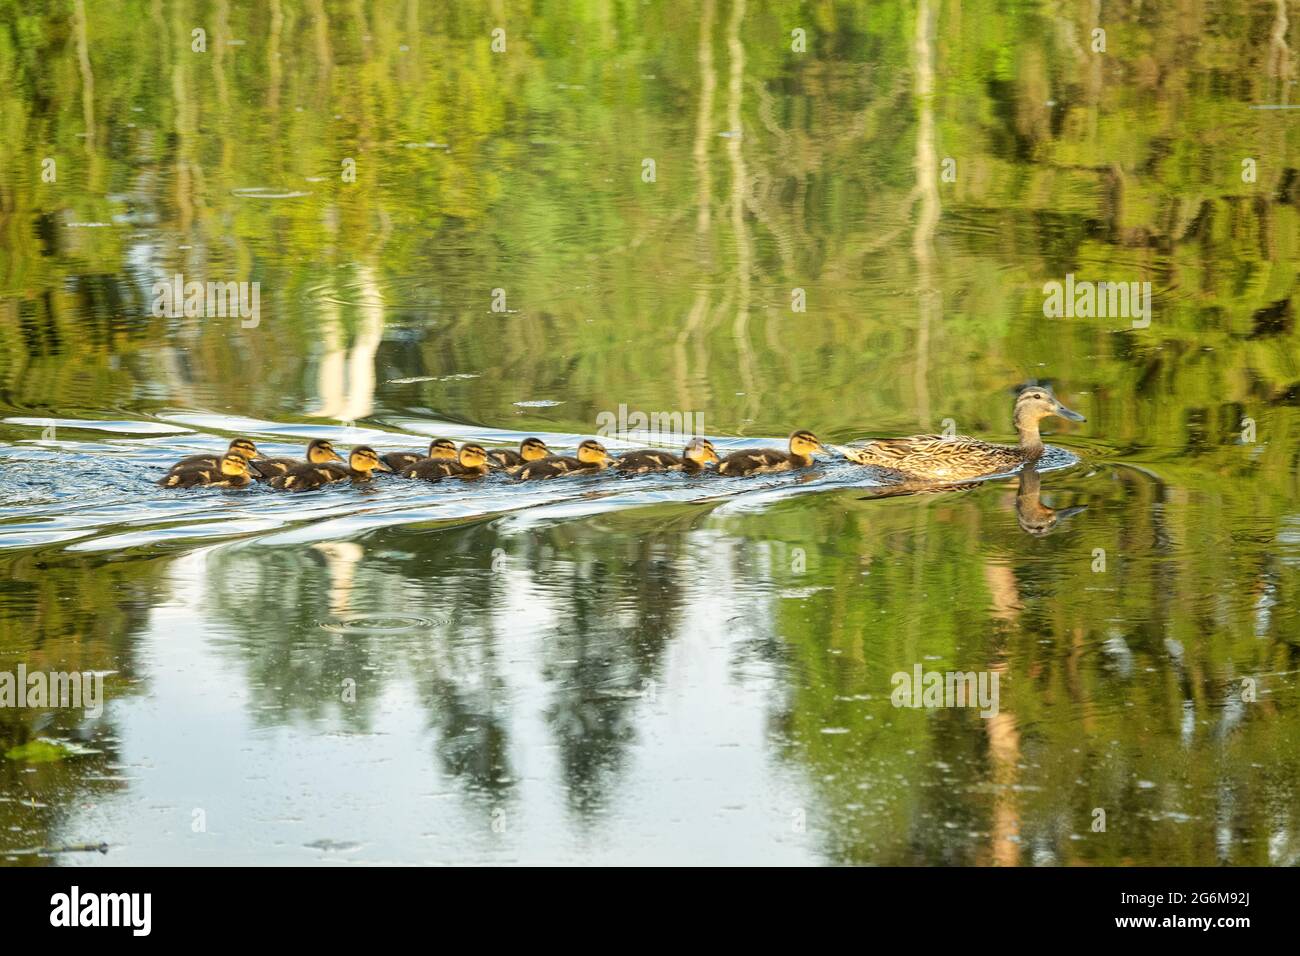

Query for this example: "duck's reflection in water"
[1014,467,1086,537]
[857,464,1086,538]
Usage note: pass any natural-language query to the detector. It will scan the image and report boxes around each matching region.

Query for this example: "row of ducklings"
[161,386,1088,490]
[160,430,830,490]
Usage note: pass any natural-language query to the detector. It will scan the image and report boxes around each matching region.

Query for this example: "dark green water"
[0,0,1297,865]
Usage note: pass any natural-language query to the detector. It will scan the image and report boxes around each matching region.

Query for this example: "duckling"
[270,445,393,491]
[839,385,1086,482]
[381,437,457,473]
[166,437,263,474]
[253,438,345,481]
[486,437,550,473]
[401,443,491,481]
[515,439,614,480]
[158,452,257,489]
[615,437,720,473]
[715,430,826,476]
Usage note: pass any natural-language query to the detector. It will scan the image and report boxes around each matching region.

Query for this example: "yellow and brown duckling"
[253,438,345,481]
[401,443,491,481]
[839,385,1086,482]
[486,437,550,473]
[615,437,720,473]
[269,445,392,491]
[159,452,258,489]
[515,439,614,480]
[166,437,264,474]
[381,437,457,474]
[715,430,827,476]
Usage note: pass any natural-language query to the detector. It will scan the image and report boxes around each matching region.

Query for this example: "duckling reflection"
[1015,466,1086,537]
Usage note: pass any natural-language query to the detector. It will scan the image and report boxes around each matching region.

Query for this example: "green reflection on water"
[0,0,1298,865]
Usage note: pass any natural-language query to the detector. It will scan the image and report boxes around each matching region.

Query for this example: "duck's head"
[788,430,826,457]
[220,453,254,478]
[308,439,345,463]
[684,437,720,465]
[576,439,613,466]
[520,437,550,461]
[1014,385,1086,428]
[349,446,392,473]
[227,437,263,460]
[428,438,458,459]
[458,443,490,469]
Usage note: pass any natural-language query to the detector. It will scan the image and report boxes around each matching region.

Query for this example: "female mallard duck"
[840,385,1085,482]
[515,439,614,480]
[615,437,720,473]
[486,437,550,473]
[715,430,826,476]
[401,443,491,481]
[269,445,392,491]
[159,452,257,489]
[382,437,457,473]
[166,437,263,474]
[253,438,345,481]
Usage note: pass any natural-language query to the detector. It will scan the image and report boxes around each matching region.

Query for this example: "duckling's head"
[458,443,490,469]
[429,438,458,459]
[684,437,720,465]
[308,439,345,463]
[520,437,550,461]
[1014,385,1086,428]
[349,446,392,473]
[788,430,825,457]
[220,453,253,477]
[227,437,263,460]
[576,439,613,466]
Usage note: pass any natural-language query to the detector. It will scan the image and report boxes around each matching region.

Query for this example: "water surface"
[1,0,1298,865]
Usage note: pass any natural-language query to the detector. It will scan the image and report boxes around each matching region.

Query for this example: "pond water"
[1,0,1297,865]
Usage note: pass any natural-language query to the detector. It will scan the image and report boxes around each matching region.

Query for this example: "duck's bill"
[375,461,394,472]
[1056,505,1088,520]
[246,461,265,479]
[1056,404,1086,422]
